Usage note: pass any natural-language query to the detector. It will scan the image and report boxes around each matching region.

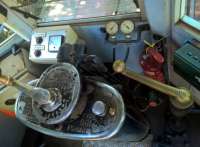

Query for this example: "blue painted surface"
[75,25,151,73]
[144,0,170,36]
[172,26,193,45]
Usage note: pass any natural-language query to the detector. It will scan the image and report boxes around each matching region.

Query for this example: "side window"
[186,0,200,21]
[0,24,14,44]
[0,24,24,79]
[174,0,200,40]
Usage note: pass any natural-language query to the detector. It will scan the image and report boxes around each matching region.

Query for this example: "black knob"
[36,37,43,44]
[34,50,41,57]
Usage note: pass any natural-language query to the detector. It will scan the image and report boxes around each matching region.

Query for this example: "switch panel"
[174,43,200,90]
[29,25,78,64]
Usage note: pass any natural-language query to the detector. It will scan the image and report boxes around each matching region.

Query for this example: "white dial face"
[49,35,62,52]
[106,21,119,35]
[120,20,135,34]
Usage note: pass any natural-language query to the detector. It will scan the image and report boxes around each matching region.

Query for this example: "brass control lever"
[113,60,193,109]
[0,73,51,105]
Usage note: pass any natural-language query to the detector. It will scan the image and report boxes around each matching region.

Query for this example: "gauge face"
[106,21,119,35]
[120,20,135,34]
[49,35,62,52]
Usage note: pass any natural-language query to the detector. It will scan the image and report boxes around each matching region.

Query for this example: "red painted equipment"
[140,40,165,83]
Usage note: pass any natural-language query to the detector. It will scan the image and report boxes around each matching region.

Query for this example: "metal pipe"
[113,60,193,109]
[0,74,51,105]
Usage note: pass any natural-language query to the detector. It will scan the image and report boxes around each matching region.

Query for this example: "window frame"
[0,24,23,56]
[175,0,200,40]
[0,24,15,46]
[0,33,23,57]
[0,1,33,56]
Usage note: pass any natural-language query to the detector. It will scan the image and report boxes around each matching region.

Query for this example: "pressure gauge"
[48,35,62,52]
[120,20,135,34]
[105,21,119,35]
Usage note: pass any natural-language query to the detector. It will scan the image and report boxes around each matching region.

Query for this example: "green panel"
[174,43,200,90]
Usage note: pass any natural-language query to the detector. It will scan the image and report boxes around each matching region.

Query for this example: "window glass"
[0,25,14,44]
[12,0,140,23]
[186,0,200,21]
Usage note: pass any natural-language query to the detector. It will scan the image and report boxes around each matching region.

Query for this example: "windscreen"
[13,0,140,24]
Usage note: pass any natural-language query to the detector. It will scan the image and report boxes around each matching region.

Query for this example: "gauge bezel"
[105,21,119,35]
[120,20,135,34]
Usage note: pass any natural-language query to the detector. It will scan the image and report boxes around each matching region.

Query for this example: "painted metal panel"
[144,0,170,36]
[74,25,151,73]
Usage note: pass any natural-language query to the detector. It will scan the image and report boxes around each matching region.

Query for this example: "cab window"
[186,0,200,21]
[0,24,14,44]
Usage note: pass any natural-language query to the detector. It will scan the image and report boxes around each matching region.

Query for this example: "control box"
[174,43,200,90]
[29,26,78,64]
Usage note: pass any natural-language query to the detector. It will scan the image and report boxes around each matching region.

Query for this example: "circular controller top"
[33,63,80,124]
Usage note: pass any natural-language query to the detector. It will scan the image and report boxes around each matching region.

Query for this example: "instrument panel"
[29,26,78,64]
[105,20,135,39]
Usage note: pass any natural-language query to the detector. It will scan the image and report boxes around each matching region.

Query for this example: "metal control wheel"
[33,63,81,124]
[15,79,125,140]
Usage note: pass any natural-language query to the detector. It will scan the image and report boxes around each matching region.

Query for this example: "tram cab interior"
[0,0,200,147]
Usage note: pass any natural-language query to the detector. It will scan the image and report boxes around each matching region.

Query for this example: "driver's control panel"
[29,26,78,64]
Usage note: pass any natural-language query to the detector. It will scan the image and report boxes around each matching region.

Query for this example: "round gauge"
[120,20,135,34]
[106,21,119,35]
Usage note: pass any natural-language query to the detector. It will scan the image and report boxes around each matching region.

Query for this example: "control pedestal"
[15,63,125,140]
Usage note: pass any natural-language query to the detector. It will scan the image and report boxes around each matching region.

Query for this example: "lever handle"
[113,60,193,109]
[0,69,13,86]
[0,71,51,105]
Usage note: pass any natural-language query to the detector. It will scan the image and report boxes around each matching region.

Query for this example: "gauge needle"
[110,26,114,31]
[126,25,130,29]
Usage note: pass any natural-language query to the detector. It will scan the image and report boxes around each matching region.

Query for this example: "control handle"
[0,70,51,105]
[113,60,193,109]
